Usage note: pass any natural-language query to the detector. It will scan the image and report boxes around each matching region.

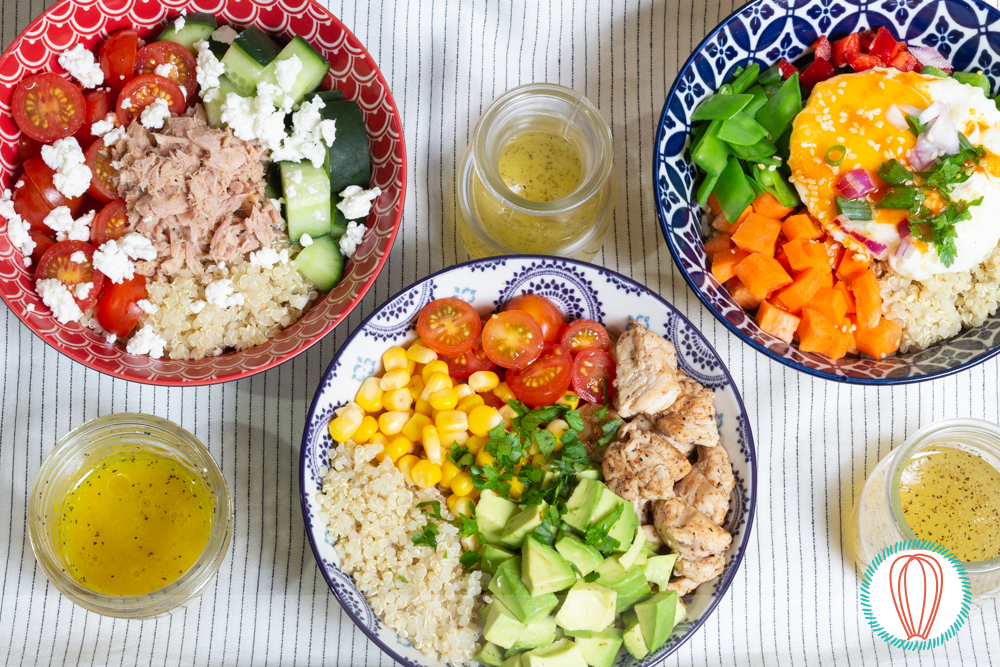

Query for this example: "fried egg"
[787,68,1000,281]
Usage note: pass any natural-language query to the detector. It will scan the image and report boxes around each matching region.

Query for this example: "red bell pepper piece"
[833,33,861,68]
[778,58,799,79]
[800,58,836,89]
[813,35,833,62]
[891,51,921,73]
[858,29,876,52]
[868,26,904,62]
[846,51,884,72]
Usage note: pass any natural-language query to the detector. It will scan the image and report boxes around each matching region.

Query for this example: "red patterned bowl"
[0,0,405,385]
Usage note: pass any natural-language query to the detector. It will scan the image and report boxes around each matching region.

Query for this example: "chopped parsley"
[583,572,601,583]
[411,523,439,550]
[459,550,482,571]
[585,504,624,554]
[398,575,408,583]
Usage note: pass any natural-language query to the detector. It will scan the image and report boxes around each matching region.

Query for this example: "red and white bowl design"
[0,0,405,385]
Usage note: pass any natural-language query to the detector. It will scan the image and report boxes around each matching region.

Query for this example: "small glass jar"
[851,418,1000,605]
[456,83,616,260]
[28,413,233,619]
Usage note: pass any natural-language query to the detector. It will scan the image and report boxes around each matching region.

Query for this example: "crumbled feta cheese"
[0,189,35,262]
[269,97,330,168]
[249,246,289,269]
[14,179,23,188]
[120,97,132,109]
[58,44,104,89]
[174,16,186,32]
[218,84,287,151]
[91,113,117,138]
[194,40,226,100]
[126,324,166,358]
[306,185,317,195]
[103,125,127,146]
[289,293,309,310]
[154,62,178,79]
[119,232,158,261]
[44,207,93,242]
[36,278,83,324]
[312,210,323,220]
[212,25,238,44]
[338,220,366,259]
[74,281,93,301]
[275,55,303,93]
[105,332,117,344]
[26,303,35,313]
[319,118,336,146]
[299,233,313,247]
[41,138,91,199]
[93,240,135,284]
[140,97,171,129]
[336,185,382,221]
[70,251,87,263]
[190,299,207,314]
[288,169,303,184]
[285,184,297,198]
[137,298,158,314]
[204,278,245,309]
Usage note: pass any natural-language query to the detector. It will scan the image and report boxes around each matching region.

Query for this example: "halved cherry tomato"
[505,294,564,344]
[91,200,129,247]
[416,298,482,357]
[76,193,105,217]
[134,42,199,102]
[85,138,119,202]
[28,229,56,265]
[506,344,573,406]
[23,157,83,214]
[96,274,147,337]
[481,310,544,370]
[11,72,86,143]
[116,74,185,126]
[560,319,611,353]
[18,135,43,162]
[571,348,616,404]
[443,338,496,379]
[12,175,56,232]
[74,88,115,149]
[35,240,105,310]
[480,392,506,409]
[100,28,139,93]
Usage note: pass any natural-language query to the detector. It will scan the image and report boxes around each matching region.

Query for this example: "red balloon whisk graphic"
[889,554,944,640]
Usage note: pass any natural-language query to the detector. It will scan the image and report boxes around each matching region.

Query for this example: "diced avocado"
[634,591,679,653]
[595,555,647,594]
[573,628,624,667]
[575,466,602,481]
[483,544,517,576]
[478,490,519,545]
[642,554,678,589]
[501,654,524,667]
[562,629,595,638]
[500,502,548,550]
[476,641,508,666]
[676,598,688,625]
[562,479,603,532]
[489,558,559,623]
[484,598,528,650]
[479,602,492,624]
[615,581,652,615]
[522,536,577,595]
[554,581,617,633]
[507,615,558,654]
[622,611,649,660]
[523,638,589,667]
[589,487,639,553]
[633,545,648,566]
[618,527,647,569]
[555,533,604,576]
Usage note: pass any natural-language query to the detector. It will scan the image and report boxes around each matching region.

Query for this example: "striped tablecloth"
[2,0,998,664]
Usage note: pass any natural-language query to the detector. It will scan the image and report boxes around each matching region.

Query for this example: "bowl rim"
[653,0,1000,386]
[298,253,758,667]
[0,0,406,387]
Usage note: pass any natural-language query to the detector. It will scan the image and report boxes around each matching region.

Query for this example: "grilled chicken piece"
[654,371,720,450]
[642,524,663,550]
[665,577,700,596]
[653,497,732,560]
[603,423,692,516]
[577,402,621,462]
[673,553,725,583]
[690,444,735,497]
[612,324,682,419]
[674,469,730,526]
[625,412,696,457]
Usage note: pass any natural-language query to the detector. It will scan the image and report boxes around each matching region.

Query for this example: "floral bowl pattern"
[655,0,1000,384]
[300,256,758,667]
[0,0,405,385]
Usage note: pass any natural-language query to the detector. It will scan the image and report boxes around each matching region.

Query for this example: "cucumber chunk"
[207,38,229,60]
[318,100,370,194]
[294,235,343,292]
[156,13,217,53]
[281,161,332,242]
[222,26,282,96]
[203,73,243,128]
[264,164,282,200]
[258,36,331,108]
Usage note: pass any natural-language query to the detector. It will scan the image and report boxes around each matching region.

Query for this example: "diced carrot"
[726,276,762,310]
[845,314,859,355]
[783,238,831,272]
[704,233,732,259]
[836,250,870,282]
[711,248,749,284]
[773,266,832,314]
[834,280,856,314]
[711,205,752,234]
[822,237,845,270]
[731,212,782,256]
[797,308,851,360]
[708,193,722,215]
[775,246,792,273]
[812,286,848,322]
[851,268,882,329]
[755,300,800,343]
[734,253,793,299]
[752,191,796,220]
[855,316,903,360]
[781,213,823,241]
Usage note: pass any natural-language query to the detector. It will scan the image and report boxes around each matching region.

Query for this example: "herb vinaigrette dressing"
[498,131,583,202]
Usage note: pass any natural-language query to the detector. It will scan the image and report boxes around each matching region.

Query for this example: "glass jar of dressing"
[851,418,1000,605]
[456,83,616,260]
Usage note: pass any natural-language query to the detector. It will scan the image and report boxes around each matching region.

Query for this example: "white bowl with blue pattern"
[300,256,757,667]
[655,0,1000,384]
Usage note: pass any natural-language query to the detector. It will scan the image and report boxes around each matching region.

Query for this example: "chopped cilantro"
[905,114,926,136]
[459,550,482,571]
[533,429,558,458]
[597,418,623,449]
[531,504,563,546]
[411,523,439,550]
[447,444,474,468]
[417,500,445,520]
[398,575,408,583]
[585,504,624,554]
[583,572,601,583]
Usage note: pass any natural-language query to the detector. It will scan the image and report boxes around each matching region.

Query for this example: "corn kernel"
[531,454,547,467]
[450,472,474,496]
[457,394,486,414]
[415,398,434,417]
[440,429,469,448]
[407,344,438,365]
[476,447,495,467]
[371,432,390,455]
[441,459,460,486]
[466,435,488,454]
[388,436,412,462]
[527,441,539,456]
[355,377,383,412]
[546,418,569,440]
[328,406,364,442]
[397,454,420,485]
[378,410,410,436]
[493,381,516,402]
[334,401,363,416]
[379,369,411,391]
[382,347,408,372]
[508,477,525,499]
[430,388,459,411]
[436,410,468,433]
[468,405,503,437]
[383,387,413,411]
[498,405,518,429]
[451,496,476,518]
[353,415,379,444]
[556,392,580,410]
[420,372,454,401]
[423,425,442,464]
[445,493,462,514]
[402,413,433,442]
[453,383,474,400]
[422,360,450,382]
[468,370,500,393]
[411,459,443,489]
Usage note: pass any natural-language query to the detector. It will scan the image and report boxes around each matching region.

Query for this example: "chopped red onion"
[886,104,909,131]
[907,45,952,74]
[836,168,877,199]
[897,219,911,238]
[918,100,948,125]
[833,215,889,259]
[898,104,923,117]
[909,113,960,170]
[894,240,917,259]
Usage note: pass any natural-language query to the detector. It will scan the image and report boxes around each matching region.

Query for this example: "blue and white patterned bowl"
[300,256,757,667]
[655,0,1000,384]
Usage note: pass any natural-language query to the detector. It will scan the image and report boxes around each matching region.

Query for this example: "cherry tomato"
[76,193,105,217]
[505,294,564,344]
[100,28,139,93]
[23,157,83,214]
[91,200,129,247]
[96,274,147,337]
[134,42,199,102]
[18,134,43,162]
[480,391,506,409]
[481,310,544,370]
[416,298,482,357]
[571,348,617,404]
[442,338,496,379]
[560,319,611,353]
[507,344,574,406]
[74,88,115,149]
[28,229,56,265]
[35,240,105,310]
[116,74,185,126]
[12,175,56,232]
[11,73,86,142]
[85,138,118,202]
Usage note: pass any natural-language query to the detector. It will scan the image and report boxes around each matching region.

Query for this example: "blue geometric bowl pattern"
[655,0,1000,384]
[300,256,758,667]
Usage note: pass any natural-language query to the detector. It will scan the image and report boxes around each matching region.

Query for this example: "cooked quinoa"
[318,442,482,665]
[878,243,1000,352]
